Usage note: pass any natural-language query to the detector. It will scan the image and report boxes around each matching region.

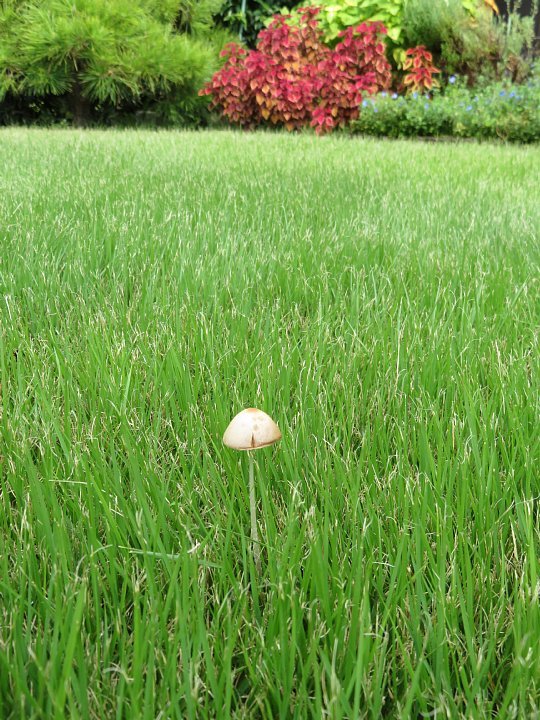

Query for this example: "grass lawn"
[0,128,539,719]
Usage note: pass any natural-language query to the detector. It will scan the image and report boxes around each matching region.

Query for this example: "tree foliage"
[0,0,225,125]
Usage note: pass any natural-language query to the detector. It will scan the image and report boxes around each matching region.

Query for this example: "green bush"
[403,0,534,83]
[350,73,540,142]
[403,0,465,51]
[0,0,226,126]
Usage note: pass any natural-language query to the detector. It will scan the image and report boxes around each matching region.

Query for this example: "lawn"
[0,128,538,719]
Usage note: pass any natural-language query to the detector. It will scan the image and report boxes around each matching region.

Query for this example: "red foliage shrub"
[402,46,440,94]
[313,22,392,131]
[200,7,391,133]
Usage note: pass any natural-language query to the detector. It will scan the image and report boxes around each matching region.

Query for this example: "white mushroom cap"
[223,408,281,451]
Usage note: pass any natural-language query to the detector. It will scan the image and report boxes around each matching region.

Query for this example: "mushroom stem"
[248,451,261,575]
[223,408,280,579]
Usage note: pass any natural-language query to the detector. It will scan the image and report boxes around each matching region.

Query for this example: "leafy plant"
[402,46,440,93]
[287,0,405,43]
[0,0,223,126]
[313,22,393,129]
[201,7,391,132]
[351,73,540,142]
[280,0,502,47]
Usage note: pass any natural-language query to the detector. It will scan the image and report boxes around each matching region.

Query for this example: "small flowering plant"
[402,46,440,94]
[351,75,540,143]
[200,7,391,133]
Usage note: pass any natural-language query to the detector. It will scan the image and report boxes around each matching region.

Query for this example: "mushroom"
[223,408,281,574]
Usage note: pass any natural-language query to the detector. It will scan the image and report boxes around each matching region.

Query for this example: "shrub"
[351,73,540,142]
[441,9,534,84]
[402,0,466,52]
[201,8,391,133]
[402,46,440,94]
[403,0,534,84]
[0,0,224,126]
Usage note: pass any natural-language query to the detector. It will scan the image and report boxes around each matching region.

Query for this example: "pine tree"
[0,0,224,125]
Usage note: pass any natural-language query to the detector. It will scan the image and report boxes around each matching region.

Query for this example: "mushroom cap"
[223,408,281,451]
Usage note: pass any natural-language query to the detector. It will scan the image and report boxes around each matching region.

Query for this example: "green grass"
[0,128,539,719]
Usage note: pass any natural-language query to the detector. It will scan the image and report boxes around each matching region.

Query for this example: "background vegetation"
[403,0,536,82]
[0,0,538,130]
[0,0,229,126]
[1,128,539,718]
[352,69,540,141]
[217,0,298,46]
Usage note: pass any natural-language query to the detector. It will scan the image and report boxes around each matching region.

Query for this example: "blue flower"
[381,91,388,97]
[449,75,456,84]
[509,91,516,98]
[362,100,368,107]
[391,92,398,99]
[424,103,430,110]
[466,105,472,111]
[412,92,418,99]
[373,107,378,113]
[499,90,506,96]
